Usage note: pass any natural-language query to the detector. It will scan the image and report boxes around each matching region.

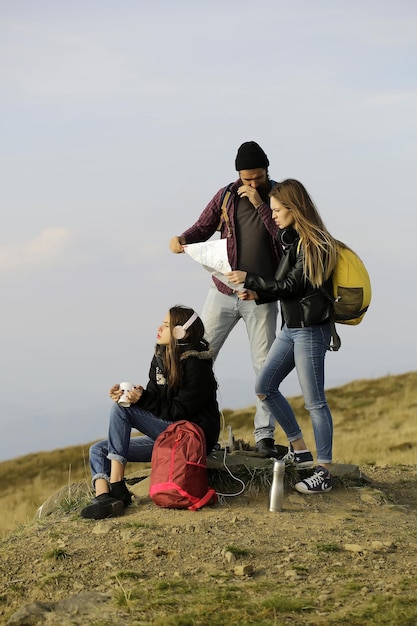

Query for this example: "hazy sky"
[1,0,416,461]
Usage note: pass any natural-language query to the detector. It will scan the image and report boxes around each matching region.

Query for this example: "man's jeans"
[201,284,278,442]
[89,402,172,485]
[256,323,333,464]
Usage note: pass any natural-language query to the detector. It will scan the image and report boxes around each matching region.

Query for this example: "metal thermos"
[269,460,285,512]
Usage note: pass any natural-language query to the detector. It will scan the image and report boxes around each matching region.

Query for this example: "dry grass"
[0,445,93,534]
[223,370,417,466]
[1,371,416,535]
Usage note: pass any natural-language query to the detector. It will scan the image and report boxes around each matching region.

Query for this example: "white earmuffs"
[172,311,198,340]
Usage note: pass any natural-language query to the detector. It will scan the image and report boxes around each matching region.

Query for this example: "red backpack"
[149,420,217,510]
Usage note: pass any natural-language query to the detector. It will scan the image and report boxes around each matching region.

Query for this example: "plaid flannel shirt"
[180,179,282,295]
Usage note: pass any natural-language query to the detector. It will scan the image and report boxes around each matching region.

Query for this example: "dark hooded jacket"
[244,229,333,329]
[138,339,220,453]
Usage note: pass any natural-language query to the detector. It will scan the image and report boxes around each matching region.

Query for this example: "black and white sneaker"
[295,466,333,494]
[282,444,314,469]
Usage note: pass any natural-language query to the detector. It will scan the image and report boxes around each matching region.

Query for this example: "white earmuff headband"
[172,311,198,340]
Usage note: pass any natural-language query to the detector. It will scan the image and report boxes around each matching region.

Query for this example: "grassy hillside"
[1,371,416,535]
[222,370,417,466]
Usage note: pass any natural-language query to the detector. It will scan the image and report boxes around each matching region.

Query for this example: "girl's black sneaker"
[110,480,134,508]
[80,493,124,519]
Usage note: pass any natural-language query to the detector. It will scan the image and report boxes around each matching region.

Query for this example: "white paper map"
[184,239,244,292]
[184,239,230,273]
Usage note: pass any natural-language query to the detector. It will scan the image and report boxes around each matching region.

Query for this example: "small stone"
[360,491,385,505]
[317,592,332,602]
[92,523,111,535]
[330,463,361,478]
[344,544,365,553]
[73,581,84,591]
[234,564,253,576]
[284,569,299,579]
[224,551,236,564]
[370,540,396,552]
[120,529,133,541]
[152,548,167,557]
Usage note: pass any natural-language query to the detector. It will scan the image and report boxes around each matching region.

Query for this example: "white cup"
[118,381,134,407]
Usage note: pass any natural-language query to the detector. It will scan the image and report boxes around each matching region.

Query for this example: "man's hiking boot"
[255,438,282,460]
[80,493,124,520]
[110,480,134,508]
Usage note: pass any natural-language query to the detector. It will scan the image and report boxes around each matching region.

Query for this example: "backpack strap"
[217,179,277,237]
[328,314,341,352]
[187,488,217,511]
[216,184,233,236]
[316,285,341,351]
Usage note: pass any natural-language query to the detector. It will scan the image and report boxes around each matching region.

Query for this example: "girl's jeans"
[89,402,172,486]
[256,323,333,465]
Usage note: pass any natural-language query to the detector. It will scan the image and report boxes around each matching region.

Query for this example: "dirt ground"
[1,463,417,625]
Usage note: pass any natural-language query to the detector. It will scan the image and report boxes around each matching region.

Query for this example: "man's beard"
[239,174,272,204]
[256,178,271,203]
[238,176,271,202]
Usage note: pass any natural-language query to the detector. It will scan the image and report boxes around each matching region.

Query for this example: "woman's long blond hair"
[270,179,341,288]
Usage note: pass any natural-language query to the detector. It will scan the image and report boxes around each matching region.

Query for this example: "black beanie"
[235,141,269,171]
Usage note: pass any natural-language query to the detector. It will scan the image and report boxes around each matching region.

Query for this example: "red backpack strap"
[187,488,217,511]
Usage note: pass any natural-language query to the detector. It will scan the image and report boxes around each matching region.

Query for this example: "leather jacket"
[244,229,333,329]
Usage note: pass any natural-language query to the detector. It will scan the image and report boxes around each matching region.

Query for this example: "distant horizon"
[1,368,413,464]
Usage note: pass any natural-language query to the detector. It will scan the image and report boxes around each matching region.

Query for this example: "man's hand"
[169,236,185,253]
[227,270,247,285]
[237,185,263,208]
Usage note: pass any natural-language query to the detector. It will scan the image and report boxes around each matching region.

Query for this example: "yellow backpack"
[330,245,372,326]
[297,240,372,351]
[323,244,371,351]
